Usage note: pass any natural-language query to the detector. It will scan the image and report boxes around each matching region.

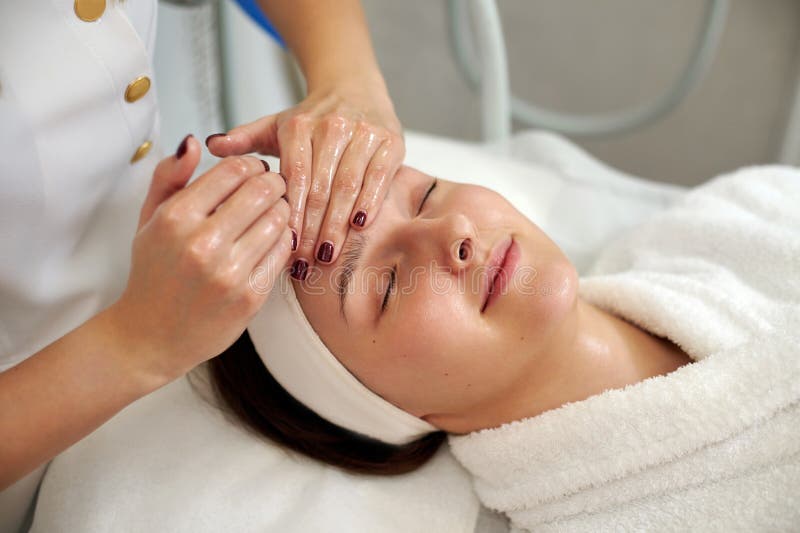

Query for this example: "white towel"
[448,166,800,532]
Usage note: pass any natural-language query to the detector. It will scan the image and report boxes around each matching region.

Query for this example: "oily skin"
[292,166,692,435]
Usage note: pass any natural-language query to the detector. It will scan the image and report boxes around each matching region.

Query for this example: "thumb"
[137,135,200,230]
[205,114,280,158]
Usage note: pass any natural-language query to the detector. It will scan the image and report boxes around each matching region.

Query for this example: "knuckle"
[286,113,312,133]
[353,120,371,135]
[212,172,243,194]
[326,210,349,230]
[272,173,288,197]
[208,266,239,295]
[220,156,250,178]
[280,228,294,251]
[369,163,387,177]
[388,135,403,152]
[267,200,290,228]
[285,160,308,182]
[304,192,328,214]
[276,198,291,220]
[183,232,223,267]
[240,289,263,316]
[261,229,293,269]
[248,173,277,197]
[251,173,286,202]
[157,202,187,230]
[336,173,360,197]
[322,115,349,134]
[247,173,272,194]
[298,234,317,250]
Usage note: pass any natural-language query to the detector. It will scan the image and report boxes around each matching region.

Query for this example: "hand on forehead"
[290,167,433,307]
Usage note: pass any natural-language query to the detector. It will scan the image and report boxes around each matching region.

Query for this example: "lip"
[480,236,519,312]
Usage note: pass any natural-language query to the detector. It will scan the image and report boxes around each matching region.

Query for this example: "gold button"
[74,0,106,22]
[125,76,151,103]
[131,141,153,163]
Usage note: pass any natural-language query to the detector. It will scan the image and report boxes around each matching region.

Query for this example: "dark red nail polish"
[291,259,308,281]
[261,160,270,172]
[176,134,191,159]
[353,210,367,227]
[205,133,226,147]
[317,241,334,263]
[291,230,297,251]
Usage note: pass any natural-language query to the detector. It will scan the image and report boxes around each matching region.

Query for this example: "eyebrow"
[336,231,369,325]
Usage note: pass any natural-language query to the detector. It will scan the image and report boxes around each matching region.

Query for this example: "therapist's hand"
[206,77,404,274]
[110,135,293,383]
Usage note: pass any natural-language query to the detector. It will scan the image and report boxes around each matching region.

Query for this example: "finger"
[247,227,294,303]
[171,156,271,216]
[206,172,286,242]
[299,117,353,266]
[313,127,381,263]
[350,136,405,230]
[138,134,200,230]
[235,198,290,269]
[277,114,313,257]
[205,114,279,158]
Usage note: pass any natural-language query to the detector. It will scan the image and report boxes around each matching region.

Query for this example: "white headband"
[247,270,439,446]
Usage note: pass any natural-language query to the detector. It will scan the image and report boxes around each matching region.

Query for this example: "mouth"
[480,236,519,312]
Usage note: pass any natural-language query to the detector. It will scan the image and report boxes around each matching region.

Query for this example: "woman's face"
[293,166,578,434]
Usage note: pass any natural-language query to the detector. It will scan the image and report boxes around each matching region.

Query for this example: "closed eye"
[380,178,438,316]
[381,268,395,312]
[417,179,437,216]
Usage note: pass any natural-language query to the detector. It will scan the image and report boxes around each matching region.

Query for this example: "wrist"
[97,300,177,394]
[305,75,401,133]
[304,64,388,98]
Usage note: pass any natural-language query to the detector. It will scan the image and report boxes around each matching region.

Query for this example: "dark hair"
[205,330,447,476]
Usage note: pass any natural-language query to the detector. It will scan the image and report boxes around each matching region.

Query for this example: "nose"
[401,212,477,274]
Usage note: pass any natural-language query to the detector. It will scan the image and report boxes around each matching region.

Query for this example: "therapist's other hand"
[206,78,404,272]
[111,135,293,384]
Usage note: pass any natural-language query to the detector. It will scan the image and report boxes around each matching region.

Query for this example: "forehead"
[291,167,431,316]
[318,168,430,267]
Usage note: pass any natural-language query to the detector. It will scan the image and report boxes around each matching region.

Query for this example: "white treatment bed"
[23,129,687,533]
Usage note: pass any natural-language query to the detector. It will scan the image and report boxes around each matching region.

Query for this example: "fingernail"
[205,133,226,147]
[353,210,367,227]
[317,241,334,263]
[176,134,191,159]
[291,230,297,251]
[261,160,270,172]
[291,259,308,281]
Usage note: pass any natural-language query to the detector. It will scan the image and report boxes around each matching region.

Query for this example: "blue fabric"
[231,0,285,47]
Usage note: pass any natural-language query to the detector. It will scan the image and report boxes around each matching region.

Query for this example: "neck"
[452,298,692,435]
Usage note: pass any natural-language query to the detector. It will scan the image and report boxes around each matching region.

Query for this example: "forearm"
[257,0,385,91]
[0,304,168,490]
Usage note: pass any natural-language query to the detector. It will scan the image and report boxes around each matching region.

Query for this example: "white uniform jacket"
[0,1,160,529]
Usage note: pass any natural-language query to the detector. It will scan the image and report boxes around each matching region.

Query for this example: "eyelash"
[381,269,395,312]
[381,179,438,313]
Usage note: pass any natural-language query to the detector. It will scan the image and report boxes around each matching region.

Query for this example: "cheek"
[368,295,452,372]
[378,289,497,398]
